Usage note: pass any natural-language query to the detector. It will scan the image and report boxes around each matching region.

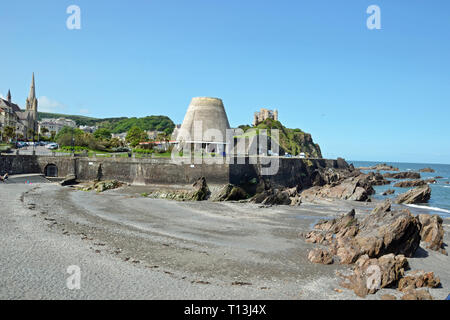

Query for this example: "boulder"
[371,199,391,214]
[383,172,421,180]
[395,185,431,204]
[397,270,441,292]
[307,248,333,265]
[419,167,435,173]
[401,289,433,300]
[251,189,292,206]
[94,180,122,192]
[314,209,358,234]
[213,184,248,201]
[339,254,408,297]
[355,209,421,258]
[60,174,77,186]
[190,177,211,201]
[417,214,445,252]
[382,189,395,196]
[393,179,436,188]
[358,164,399,171]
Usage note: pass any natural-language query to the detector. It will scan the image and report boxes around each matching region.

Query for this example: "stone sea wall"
[0,154,349,187]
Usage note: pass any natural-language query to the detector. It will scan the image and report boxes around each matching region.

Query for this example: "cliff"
[238,118,323,158]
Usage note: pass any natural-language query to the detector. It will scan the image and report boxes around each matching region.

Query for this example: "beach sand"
[1,179,449,300]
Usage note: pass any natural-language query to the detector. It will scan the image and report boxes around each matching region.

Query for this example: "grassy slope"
[238,119,322,158]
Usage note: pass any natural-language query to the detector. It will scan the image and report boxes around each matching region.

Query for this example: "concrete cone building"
[176,97,231,154]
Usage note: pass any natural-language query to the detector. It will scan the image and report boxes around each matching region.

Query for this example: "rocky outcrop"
[190,177,211,201]
[60,174,77,186]
[212,184,248,201]
[393,179,436,188]
[301,172,392,202]
[339,254,408,297]
[371,199,391,214]
[251,187,301,206]
[383,172,421,180]
[419,167,435,173]
[78,180,123,192]
[397,270,441,292]
[418,214,446,253]
[307,248,333,265]
[382,189,395,196]
[358,164,399,171]
[401,288,434,300]
[306,207,421,266]
[395,185,431,204]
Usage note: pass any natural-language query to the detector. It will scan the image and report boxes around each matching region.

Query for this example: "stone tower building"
[253,108,278,126]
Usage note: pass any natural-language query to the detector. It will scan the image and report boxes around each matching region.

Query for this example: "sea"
[349,161,450,218]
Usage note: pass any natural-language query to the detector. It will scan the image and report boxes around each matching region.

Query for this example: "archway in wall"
[44,164,58,177]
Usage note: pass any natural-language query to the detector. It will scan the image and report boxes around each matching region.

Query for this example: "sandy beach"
[1,177,449,300]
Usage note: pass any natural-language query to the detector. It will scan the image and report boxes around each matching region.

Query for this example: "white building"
[38,118,77,136]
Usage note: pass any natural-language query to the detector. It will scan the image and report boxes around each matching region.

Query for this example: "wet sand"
[1,178,449,299]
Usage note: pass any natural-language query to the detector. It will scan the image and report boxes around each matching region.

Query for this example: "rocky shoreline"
[24,161,445,300]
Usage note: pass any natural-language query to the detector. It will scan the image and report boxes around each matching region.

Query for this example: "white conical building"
[175,97,231,154]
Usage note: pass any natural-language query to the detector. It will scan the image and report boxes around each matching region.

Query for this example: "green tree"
[126,126,148,147]
[3,126,15,142]
[40,127,49,136]
[93,128,112,140]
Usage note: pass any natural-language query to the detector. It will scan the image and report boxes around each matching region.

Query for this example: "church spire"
[7,89,11,103]
[28,72,36,101]
[26,72,38,112]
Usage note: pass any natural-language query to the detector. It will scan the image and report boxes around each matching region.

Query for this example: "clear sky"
[1,0,449,164]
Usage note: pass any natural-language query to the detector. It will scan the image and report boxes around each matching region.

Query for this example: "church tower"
[25,73,38,131]
[7,89,11,103]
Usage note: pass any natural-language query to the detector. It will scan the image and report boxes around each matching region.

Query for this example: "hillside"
[238,118,322,158]
[38,112,175,135]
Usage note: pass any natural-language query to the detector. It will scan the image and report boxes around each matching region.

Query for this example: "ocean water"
[349,161,450,218]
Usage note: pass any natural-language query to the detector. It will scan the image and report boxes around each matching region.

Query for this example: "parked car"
[299,152,306,159]
[46,143,59,150]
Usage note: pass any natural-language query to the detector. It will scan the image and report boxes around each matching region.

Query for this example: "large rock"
[358,164,399,171]
[383,172,421,179]
[417,214,445,252]
[314,209,358,234]
[60,174,77,186]
[397,270,441,292]
[308,248,333,265]
[251,188,299,206]
[382,189,395,196]
[355,209,421,258]
[311,207,421,264]
[371,199,391,214]
[340,254,408,297]
[190,177,211,201]
[213,184,248,201]
[393,179,436,188]
[419,167,435,173]
[395,185,431,204]
[401,288,433,300]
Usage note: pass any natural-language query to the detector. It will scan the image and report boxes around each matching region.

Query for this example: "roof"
[0,98,22,112]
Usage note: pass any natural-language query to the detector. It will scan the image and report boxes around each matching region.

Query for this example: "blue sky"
[1,0,449,164]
